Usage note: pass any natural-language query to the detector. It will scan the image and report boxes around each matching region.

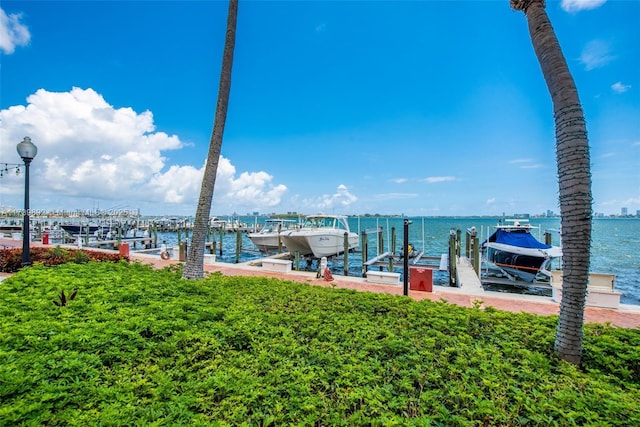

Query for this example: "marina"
[1,233,639,329]
[1,215,639,307]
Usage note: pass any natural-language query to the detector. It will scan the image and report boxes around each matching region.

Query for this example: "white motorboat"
[210,216,249,233]
[248,218,299,253]
[481,219,562,282]
[280,214,359,258]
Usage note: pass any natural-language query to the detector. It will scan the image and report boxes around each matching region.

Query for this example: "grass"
[1,261,639,426]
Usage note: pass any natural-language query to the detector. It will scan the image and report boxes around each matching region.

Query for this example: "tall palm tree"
[183,0,238,280]
[511,0,592,365]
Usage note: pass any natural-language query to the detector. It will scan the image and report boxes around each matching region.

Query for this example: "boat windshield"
[260,219,297,233]
[304,217,338,228]
[302,216,350,230]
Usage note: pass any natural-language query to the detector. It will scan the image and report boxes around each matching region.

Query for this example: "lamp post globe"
[16,136,37,267]
[17,136,38,160]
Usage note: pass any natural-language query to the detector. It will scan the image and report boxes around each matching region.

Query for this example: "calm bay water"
[155,216,640,306]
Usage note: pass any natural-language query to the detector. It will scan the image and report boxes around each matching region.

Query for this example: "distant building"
[546,210,554,217]
[621,207,628,216]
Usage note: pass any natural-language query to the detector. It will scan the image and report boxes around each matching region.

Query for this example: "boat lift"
[360,221,451,287]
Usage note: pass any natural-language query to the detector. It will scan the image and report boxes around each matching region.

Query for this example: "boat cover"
[483,229,552,249]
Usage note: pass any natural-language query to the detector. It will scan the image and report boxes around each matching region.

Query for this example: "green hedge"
[1,262,638,425]
[0,246,127,272]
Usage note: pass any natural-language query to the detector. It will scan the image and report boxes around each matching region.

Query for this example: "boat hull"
[248,219,298,253]
[248,233,285,252]
[281,230,358,258]
[481,221,562,282]
[485,245,553,282]
[60,225,110,236]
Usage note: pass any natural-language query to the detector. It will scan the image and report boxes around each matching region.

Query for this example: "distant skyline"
[1,0,638,217]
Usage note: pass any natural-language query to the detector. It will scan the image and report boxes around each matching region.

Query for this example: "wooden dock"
[454,257,485,295]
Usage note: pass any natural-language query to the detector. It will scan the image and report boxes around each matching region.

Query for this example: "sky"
[1,0,638,217]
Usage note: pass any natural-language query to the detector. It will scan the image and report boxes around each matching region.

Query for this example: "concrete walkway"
[2,237,639,329]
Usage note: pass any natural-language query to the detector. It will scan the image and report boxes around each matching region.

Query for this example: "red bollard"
[42,233,49,245]
[119,242,130,257]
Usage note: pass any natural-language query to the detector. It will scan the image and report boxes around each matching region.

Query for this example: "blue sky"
[1,0,638,217]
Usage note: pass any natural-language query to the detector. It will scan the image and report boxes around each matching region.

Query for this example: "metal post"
[449,228,457,287]
[21,159,32,266]
[403,219,412,296]
[16,137,37,267]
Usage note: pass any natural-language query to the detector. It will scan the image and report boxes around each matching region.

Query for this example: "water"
[151,216,640,306]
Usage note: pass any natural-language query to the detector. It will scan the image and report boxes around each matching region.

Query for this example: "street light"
[16,136,37,267]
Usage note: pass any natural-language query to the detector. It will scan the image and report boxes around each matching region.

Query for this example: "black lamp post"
[403,218,412,296]
[16,136,37,267]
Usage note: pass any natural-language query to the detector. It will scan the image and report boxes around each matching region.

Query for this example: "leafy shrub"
[0,246,127,272]
[52,288,78,306]
[0,262,638,426]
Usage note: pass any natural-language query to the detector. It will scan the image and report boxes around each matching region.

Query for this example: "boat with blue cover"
[481,219,562,282]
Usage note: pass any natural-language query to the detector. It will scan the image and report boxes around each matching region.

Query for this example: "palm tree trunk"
[511,0,592,365]
[182,0,238,280]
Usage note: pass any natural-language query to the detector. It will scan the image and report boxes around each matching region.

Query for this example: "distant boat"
[248,218,299,253]
[481,219,562,282]
[61,223,148,242]
[60,224,110,237]
[210,217,249,233]
[280,214,359,258]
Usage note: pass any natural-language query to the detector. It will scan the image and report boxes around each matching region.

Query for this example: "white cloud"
[580,40,615,71]
[509,158,533,164]
[611,81,631,94]
[561,0,607,13]
[486,198,496,205]
[421,176,456,184]
[305,184,357,211]
[509,158,545,169]
[216,159,288,209]
[0,87,287,213]
[0,7,30,54]
[621,197,640,206]
[391,178,408,184]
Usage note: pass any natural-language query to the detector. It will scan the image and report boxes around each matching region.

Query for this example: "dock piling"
[448,228,458,287]
[361,230,368,277]
[465,227,480,276]
[343,232,349,276]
